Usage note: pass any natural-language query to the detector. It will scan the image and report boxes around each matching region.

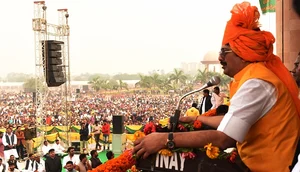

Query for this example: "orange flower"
[133,131,146,141]
[204,143,220,159]
[158,149,173,156]
[88,150,136,172]
[193,120,202,129]
[202,109,217,116]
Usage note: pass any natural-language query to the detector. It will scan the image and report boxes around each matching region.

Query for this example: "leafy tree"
[169,68,187,88]
[88,76,103,92]
[135,74,151,89]
[23,78,46,92]
[118,80,128,90]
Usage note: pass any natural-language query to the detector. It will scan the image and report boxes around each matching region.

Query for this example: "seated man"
[24,154,35,171]
[7,162,19,172]
[62,147,79,169]
[90,150,102,169]
[65,161,77,172]
[106,151,114,160]
[33,154,45,172]
[133,2,300,172]
[52,139,65,156]
[42,141,51,157]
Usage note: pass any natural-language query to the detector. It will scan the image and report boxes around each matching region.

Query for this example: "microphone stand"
[169,85,209,132]
[168,76,220,132]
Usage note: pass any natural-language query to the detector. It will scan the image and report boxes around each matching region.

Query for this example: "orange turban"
[222,2,300,117]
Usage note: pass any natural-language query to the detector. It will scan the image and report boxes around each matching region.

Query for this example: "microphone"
[169,76,221,131]
[175,76,221,110]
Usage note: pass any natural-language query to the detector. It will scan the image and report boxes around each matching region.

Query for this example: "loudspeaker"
[76,89,80,94]
[71,141,80,153]
[113,115,124,134]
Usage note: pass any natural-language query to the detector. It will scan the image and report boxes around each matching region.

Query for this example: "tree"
[23,78,46,92]
[169,69,187,87]
[88,76,103,92]
[118,80,128,91]
[135,74,152,89]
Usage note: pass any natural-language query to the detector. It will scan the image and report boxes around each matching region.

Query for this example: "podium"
[136,151,248,172]
[112,133,126,155]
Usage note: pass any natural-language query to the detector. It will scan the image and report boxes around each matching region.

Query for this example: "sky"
[0,0,276,77]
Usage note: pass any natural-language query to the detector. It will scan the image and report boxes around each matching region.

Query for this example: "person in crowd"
[52,139,65,156]
[45,149,62,172]
[33,154,45,172]
[106,151,114,161]
[79,119,90,154]
[24,153,35,171]
[198,89,212,114]
[23,124,35,157]
[2,128,18,161]
[210,86,226,109]
[89,150,102,169]
[41,141,50,158]
[6,162,19,172]
[0,132,4,160]
[6,155,18,170]
[14,126,25,161]
[0,158,5,172]
[65,161,76,172]
[291,52,300,93]
[185,102,199,117]
[101,120,110,151]
[92,121,101,150]
[290,52,300,171]
[133,2,300,172]
[62,147,78,169]
[74,154,92,172]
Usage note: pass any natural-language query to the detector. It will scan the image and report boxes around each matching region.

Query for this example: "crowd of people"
[0,90,205,129]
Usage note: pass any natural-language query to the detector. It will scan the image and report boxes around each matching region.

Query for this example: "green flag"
[259,0,276,14]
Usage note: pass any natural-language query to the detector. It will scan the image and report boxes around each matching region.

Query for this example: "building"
[200,51,222,73]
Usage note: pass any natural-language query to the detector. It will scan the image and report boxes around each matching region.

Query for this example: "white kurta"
[2,133,18,161]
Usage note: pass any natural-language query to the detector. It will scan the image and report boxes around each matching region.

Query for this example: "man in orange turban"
[133,2,300,172]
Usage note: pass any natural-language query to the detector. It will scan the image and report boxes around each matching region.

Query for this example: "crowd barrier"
[0,125,144,149]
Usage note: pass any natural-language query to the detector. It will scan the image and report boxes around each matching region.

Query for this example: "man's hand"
[179,116,197,124]
[133,132,167,159]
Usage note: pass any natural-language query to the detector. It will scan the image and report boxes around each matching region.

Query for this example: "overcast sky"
[0,0,275,77]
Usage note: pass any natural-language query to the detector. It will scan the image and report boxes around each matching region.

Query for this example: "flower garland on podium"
[88,108,237,172]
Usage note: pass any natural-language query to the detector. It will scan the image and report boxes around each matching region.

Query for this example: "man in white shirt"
[0,158,6,172]
[62,147,79,169]
[24,153,35,171]
[2,128,18,161]
[210,86,226,109]
[52,140,65,155]
[33,154,45,172]
[41,141,51,157]
[6,162,19,172]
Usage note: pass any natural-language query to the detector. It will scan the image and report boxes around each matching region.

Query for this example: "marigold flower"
[193,120,202,129]
[158,149,173,156]
[133,131,146,141]
[202,109,217,116]
[204,143,220,159]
